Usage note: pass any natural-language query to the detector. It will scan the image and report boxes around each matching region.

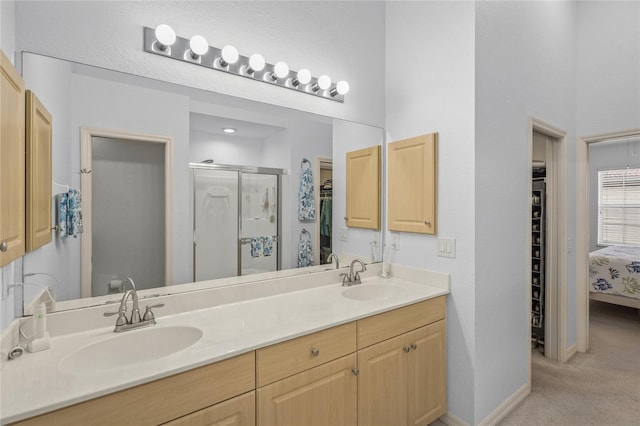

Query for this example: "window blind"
[598,168,640,246]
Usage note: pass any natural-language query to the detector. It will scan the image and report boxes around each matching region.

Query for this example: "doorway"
[576,129,640,352]
[528,118,568,364]
[314,157,333,265]
[80,128,173,297]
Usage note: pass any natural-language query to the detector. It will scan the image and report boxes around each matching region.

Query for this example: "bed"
[589,245,640,309]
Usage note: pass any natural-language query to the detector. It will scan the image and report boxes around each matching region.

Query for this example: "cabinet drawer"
[13,352,255,426]
[256,322,356,387]
[357,296,445,349]
[163,391,255,426]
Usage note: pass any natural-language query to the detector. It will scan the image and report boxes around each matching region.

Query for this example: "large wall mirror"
[20,52,384,313]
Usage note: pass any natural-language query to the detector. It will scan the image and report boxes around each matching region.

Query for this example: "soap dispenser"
[27,302,50,353]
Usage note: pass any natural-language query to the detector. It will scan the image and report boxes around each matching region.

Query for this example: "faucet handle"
[104,310,128,327]
[142,303,165,322]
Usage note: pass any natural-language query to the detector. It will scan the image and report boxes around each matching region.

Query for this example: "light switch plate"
[437,237,456,258]
[339,227,349,242]
[391,234,400,250]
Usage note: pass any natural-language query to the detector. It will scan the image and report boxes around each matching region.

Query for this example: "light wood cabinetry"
[358,321,446,426]
[12,298,446,426]
[346,145,381,230]
[0,49,26,266]
[388,133,438,235]
[25,90,53,252]
[163,391,255,426]
[13,352,255,426]
[257,354,357,426]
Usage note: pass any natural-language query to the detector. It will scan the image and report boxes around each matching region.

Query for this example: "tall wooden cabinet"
[25,90,53,252]
[388,133,438,235]
[0,50,26,267]
[345,145,381,230]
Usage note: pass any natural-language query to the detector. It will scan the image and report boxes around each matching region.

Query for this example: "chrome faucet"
[328,253,340,269]
[104,277,164,332]
[340,259,367,286]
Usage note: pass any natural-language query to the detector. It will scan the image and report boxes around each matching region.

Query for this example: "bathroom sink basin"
[342,283,405,301]
[58,326,202,375]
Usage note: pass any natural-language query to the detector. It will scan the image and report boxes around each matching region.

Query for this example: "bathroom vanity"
[1,265,448,426]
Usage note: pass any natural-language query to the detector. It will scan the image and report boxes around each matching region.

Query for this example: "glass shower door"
[193,168,239,281]
[240,173,278,275]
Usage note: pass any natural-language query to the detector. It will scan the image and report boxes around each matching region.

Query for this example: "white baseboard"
[440,411,468,426]
[566,342,578,361]
[478,382,530,426]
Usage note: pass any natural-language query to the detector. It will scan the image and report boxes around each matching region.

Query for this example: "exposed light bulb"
[248,54,266,73]
[317,75,332,90]
[154,24,176,50]
[222,127,236,134]
[189,35,209,58]
[273,62,289,79]
[292,68,312,87]
[219,45,239,67]
[331,80,350,97]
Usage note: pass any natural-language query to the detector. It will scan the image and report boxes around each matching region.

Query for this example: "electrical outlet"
[391,234,400,250]
[339,227,349,242]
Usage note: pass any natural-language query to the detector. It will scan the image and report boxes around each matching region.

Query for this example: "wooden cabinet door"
[257,354,357,426]
[407,321,447,426]
[388,133,438,234]
[357,333,408,426]
[25,90,53,252]
[346,145,381,230]
[0,49,26,266]
[163,391,255,426]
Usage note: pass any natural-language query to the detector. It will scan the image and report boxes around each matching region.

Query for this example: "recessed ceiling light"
[222,128,236,134]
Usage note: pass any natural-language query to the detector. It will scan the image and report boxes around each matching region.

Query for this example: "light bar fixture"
[143,25,349,102]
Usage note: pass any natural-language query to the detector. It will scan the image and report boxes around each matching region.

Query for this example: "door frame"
[575,128,640,352]
[527,117,568,370]
[80,127,174,297]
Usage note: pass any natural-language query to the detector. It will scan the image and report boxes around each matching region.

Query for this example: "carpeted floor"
[499,300,640,426]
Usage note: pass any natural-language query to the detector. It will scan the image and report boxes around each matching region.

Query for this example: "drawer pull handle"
[0,241,7,252]
[403,345,410,353]
[311,348,320,357]
[352,368,359,376]
[424,220,431,225]
[410,343,417,350]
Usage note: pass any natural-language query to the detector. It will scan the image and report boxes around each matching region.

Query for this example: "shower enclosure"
[191,163,284,281]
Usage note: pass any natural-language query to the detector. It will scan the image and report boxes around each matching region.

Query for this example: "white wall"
[385,1,477,422]
[189,131,265,166]
[14,1,385,127]
[576,2,640,138]
[475,1,577,422]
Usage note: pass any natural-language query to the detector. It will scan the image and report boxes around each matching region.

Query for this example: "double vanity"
[1,264,449,426]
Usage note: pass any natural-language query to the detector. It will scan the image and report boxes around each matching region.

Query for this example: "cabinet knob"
[410,343,417,350]
[311,348,320,357]
[424,220,431,226]
[0,241,7,252]
[344,217,348,221]
[351,367,359,376]
[403,345,411,353]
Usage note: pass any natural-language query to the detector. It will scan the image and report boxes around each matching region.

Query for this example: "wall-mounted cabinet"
[25,90,53,252]
[0,50,26,267]
[346,145,381,230]
[388,133,438,235]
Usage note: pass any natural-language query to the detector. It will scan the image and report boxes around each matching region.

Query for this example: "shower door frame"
[190,163,285,280]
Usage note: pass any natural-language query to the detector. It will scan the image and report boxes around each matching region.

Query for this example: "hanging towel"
[250,237,263,258]
[320,197,332,238]
[57,193,68,240]
[67,189,83,238]
[298,160,316,221]
[298,229,313,267]
[263,236,273,257]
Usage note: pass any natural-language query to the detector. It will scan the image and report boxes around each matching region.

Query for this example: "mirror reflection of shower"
[192,163,283,282]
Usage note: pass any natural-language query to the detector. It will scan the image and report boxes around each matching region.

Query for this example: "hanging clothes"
[298,159,316,221]
[298,229,313,267]
[320,197,332,238]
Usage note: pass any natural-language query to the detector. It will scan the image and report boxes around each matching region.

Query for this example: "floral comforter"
[589,245,640,300]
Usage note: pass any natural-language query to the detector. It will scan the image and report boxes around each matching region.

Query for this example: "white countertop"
[0,265,448,423]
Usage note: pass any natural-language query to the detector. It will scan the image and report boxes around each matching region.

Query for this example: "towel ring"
[300,228,312,240]
[300,158,312,170]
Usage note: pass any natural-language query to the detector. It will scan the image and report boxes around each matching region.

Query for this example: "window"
[598,168,640,246]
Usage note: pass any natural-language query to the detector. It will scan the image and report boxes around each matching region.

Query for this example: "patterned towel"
[298,230,313,267]
[298,164,316,221]
[263,236,273,257]
[250,237,263,258]
[57,193,68,240]
[67,189,83,238]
